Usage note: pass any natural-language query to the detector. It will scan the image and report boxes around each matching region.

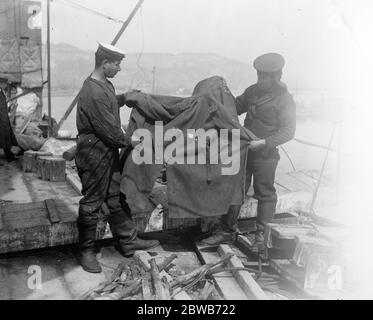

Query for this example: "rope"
[294,138,336,151]
[280,145,296,172]
[58,0,125,24]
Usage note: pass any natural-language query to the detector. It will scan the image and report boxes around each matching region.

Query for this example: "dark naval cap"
[253,53,285,73]
[96,42,126,61]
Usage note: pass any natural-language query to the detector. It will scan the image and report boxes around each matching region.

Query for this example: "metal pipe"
[309,123,337,215]
[47,0,52,136]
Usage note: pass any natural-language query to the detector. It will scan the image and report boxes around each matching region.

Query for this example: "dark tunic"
[235,83,296,226]
[0,90,17,149]
[236,83,296,152]
[75,77,130,214]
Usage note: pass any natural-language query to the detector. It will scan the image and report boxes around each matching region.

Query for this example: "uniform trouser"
[3,147,13,161]
[77,169,137,250]
[221,149,279,233]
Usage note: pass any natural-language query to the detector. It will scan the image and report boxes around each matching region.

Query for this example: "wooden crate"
[22,151,53,173]
[37,156,66,181]
[0,198,106,254]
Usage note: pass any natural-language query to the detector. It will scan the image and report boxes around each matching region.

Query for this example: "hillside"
[48,43,254,95]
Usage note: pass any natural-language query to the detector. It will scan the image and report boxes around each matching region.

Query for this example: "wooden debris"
[133,251,177,273]
[150,258,169,300]
[173,290,192,300]
[79,250,225,301]
[134,250,152,271]
[161,276,171,300]
[195,244,247,300]
[218,245,268,300]
[158,253,178,271]
[141,276,153,300]
[160,270,173,283]
[200,280,215,300]
[170,253,233,289]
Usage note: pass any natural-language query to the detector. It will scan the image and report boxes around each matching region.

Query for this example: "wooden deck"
[0,155,341,300]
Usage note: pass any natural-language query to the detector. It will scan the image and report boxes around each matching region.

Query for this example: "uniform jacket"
[236,83,296,151]
[76,77,130,173]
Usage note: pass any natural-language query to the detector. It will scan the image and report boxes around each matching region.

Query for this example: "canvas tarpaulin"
[120,76,252,219]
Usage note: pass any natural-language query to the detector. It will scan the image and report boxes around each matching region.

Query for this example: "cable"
[280,145,296,172]
[58,0,125,24]
[294,138,336,151]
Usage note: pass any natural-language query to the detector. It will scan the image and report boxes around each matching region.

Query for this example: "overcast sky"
[39,0,372,93]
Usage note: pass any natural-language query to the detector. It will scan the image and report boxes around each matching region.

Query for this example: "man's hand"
[248,139,266,150]
[131,133,142,148]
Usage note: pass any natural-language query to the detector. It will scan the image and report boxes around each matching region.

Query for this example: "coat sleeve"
[265,93,296,149]
[116,94,126,107]
[235,90,249,115]
[88,95,131,148]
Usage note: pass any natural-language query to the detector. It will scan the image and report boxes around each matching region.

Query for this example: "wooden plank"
[142,276,153,300]
[21,170,79,202]
[269,259,307,291]
[195,242,248,300]
[0,162,33,203]
[134,250,152,272]
[44,199,61,224]
[66,169,82,195]
[270,224,316,240]
[150,258,169,300]
[0,199,79,254]
[217,245,268,300]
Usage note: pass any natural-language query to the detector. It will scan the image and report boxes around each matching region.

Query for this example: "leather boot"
[108,212,160,257]
[257,201,277,226]
[78,220,102,273]
[201,205,241,246]
[246,228,266,253]
[200,229,236,246]
[4,148,16,162]
[119,237,160,257]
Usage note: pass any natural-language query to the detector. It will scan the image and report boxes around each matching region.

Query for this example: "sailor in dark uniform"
[0,78,17,162]
[202,53,296,250]
[75,43,159,273]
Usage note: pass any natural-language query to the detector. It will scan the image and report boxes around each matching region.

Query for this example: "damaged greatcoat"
[121,76,252,219]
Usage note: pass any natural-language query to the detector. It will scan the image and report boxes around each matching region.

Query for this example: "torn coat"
[120,76,251,219]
